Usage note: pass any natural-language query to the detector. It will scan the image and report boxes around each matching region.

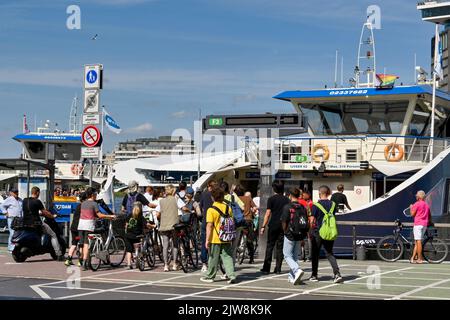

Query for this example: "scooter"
[11,216,67,263]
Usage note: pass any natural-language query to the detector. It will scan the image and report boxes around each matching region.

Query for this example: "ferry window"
[352,117,369,133]
[409,106,429,136]
[322,110,343,134]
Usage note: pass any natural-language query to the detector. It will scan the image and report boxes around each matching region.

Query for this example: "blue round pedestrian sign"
[86,70,98,84]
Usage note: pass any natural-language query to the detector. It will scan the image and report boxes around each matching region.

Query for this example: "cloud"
[171,110,187,119]
[126,122,153,133]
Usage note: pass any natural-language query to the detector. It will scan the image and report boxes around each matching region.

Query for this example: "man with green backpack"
[310,185,343,284]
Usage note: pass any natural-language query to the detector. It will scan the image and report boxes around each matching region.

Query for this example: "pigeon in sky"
[91,34,98,40]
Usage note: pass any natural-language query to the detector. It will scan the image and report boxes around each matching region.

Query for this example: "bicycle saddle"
[173,223,187,230]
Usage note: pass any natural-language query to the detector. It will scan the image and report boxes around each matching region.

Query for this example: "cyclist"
[199,180,218,272]
[410,190,431,264]
[78,187,116,271]
[65,192,87,267]
[125,201,155,269]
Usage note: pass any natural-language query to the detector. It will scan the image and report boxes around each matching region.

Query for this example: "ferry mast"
[355,21,377,88]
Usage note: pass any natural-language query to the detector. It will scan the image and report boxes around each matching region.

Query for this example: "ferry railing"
[278,136,450,165]
[335,220,450,260]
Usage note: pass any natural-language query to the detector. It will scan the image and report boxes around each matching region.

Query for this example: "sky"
[0,0,439,157]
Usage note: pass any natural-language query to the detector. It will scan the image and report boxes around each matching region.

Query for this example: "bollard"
[356,245,367,261]
[352,225,357,260]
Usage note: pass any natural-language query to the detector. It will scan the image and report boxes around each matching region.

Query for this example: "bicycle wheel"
[145,237,156,268]
[377,235,404,262]
[423,238,449,264]
[88,240,102,271]
[237,233,247,265]
[156,232,164,263]
[189,235,199,269]
[177,238,189,273]
[108,237,126,267]
[136,246,146,271]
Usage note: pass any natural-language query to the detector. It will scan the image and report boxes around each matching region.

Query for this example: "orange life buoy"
[384,143,404,162]
[312,144,330,162]
[71,164,83,175]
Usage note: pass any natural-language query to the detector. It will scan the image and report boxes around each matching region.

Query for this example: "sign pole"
[100,106,104,165]
[430,23,439,162]
[89,159,93,187]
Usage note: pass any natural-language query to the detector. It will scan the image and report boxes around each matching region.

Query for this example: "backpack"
[126,193,138,216]
[211,205,236,242]
[314,201,338,241]
[224,195,245,228]
[287,202,309,240]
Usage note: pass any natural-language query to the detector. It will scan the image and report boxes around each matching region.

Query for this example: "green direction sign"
[294,155,309,163]
[208,117,224,126]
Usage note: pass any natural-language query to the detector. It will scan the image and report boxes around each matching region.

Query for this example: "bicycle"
[135,231,156,271]
[377,219,448,263]
[235,223,258,265]
[87,217,127,271]
[173,222,198,273]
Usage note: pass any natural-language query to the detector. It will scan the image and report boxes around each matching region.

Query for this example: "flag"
[434,31,444,80]
[103,108,122,134]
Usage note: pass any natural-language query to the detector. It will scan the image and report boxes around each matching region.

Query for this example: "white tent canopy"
[113,150,247,188]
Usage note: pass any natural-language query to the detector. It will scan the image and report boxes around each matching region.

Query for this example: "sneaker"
[164,265,169,272]
[309,276,319,282]
[64,259,73,267]
[227,278,237,284]
[293,269,305,285]
[334,275,344,284]
[200,277,214,283]
[220,274,229,280]
[201,264,208,273]
[260,269,270,275]
[172,264,179,271]
[57,255,65,262]
[288,276,295,284]
[77,260,83,267]
[273,269,282,274]
[128,265,134,270]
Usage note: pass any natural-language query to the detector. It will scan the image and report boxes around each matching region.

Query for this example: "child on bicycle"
[125,201,155,269]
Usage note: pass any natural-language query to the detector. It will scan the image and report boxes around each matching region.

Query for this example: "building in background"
[112,136,195,163]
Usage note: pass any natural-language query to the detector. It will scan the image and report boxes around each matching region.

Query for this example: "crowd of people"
[0,180,433,284]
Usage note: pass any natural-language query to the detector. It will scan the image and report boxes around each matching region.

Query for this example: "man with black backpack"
[121,181,154,217]
[310,185,343,284]
[281,188,309,285]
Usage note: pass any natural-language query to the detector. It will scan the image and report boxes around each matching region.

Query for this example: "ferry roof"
[13,133,81,143]
[273,85,450,104]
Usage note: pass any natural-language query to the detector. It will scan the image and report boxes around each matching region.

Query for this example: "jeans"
[262,226,284,272]
[161,230,178,265]
[7,217,15,252]
[42,222,62,256]
[200,219,208,264]
[206,243,236,280]
[283,236,301,281]
[310,230,340,277]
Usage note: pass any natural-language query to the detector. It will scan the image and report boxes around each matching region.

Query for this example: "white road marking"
[165,265,348,301]
[55,273,193,300]
[276,266,413,300]
[30,285,51,299]
[390,278,450,300]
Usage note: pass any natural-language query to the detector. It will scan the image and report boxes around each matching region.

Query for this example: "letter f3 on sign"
[66,5,81,30]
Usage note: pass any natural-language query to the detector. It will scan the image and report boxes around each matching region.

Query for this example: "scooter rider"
[22,186,64,261]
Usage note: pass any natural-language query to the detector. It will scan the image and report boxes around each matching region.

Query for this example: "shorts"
[413,225,426,241]
[78,230,94,245]
[125,236,141,253]
[71,230,81,246]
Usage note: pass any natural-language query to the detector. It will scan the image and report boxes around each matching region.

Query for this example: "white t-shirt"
[143,192,153,213]
[146,198,161,228]
[253,196,260,216]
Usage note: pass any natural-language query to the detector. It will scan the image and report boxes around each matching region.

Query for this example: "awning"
[0,173,18,182]
[370,163,422,177]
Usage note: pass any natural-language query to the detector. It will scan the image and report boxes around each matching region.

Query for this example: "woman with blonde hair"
[125,201,151,269]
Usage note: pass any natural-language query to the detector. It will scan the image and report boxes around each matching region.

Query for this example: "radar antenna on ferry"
[355,19,377,88]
